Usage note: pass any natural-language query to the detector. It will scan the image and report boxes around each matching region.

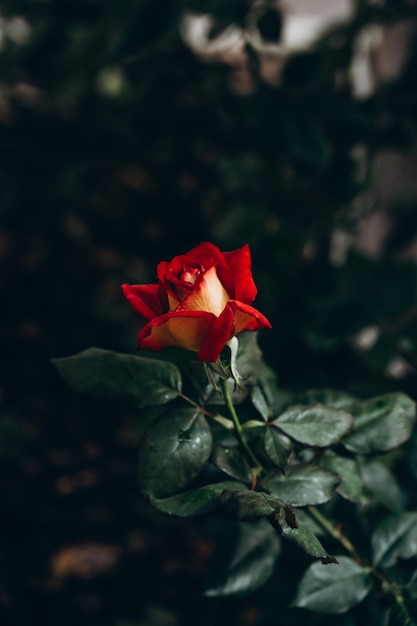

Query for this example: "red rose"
[121,242,271,363]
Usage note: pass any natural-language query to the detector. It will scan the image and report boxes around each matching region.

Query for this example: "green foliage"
[137,407,212,498]
[204,521,281,597]
[273,404,353,447]
[211,444,253,483]
[149,480,246,516]
[320,452,371,505]
[292,557,373,614]
[262,465,340,507]
[372,512,417,568]
[262,427,291,469]
[53,348,182,409]
[295,389,358,410]
[343,393,416,455]
[219,488,282,521]
[281,525,336,563]
[52,334,417,622]
[360,459,407,512]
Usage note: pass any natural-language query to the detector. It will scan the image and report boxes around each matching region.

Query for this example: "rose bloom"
[121,242,271,363]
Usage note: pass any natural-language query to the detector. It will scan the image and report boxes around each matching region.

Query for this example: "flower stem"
[220,378,262,475]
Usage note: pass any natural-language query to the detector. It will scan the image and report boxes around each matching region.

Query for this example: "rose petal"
[178,266,230,316]
[197,304,235,362]
[222,244,257,304]
[158,255,203,304]
[137,310,216,353]
[121,284,166,320]
[229,300,272,333]
[168,293,180,311]
[156,260,169,284]
[185,242,228,270]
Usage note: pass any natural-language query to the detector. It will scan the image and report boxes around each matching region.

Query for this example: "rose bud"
[121,242,271,363]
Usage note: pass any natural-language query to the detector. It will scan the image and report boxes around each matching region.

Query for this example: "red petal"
[121,284,166,320]
[136,310,216,353]
[186,242,227,269]
[156,260,169,283]
[222,244,257,304]
[198,304,235,362]
[229,300,272,333]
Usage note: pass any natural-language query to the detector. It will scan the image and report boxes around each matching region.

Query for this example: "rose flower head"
[121,242,271,363]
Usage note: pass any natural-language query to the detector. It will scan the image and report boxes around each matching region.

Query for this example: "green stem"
[308,506,361,561]
[220,378,262,473]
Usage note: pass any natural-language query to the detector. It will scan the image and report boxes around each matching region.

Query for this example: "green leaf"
[372,512,417,568]
[263,427,291,469]
[262,465,339,507]
[234,331,263,385]
[138,408,212,498]
[292,556,372,614]
[359,459,407,512]
[296,389,357,409]
[220,489,283,521]
[250,385,270,421]
[52,348,182,410]
[205,520,281,597]
[320,452,371,505]
[342,393,416,455]
[257,361,294,415]
[273,404,353,447]
[279,518,337,563]
[149,481,246,517]
[211,445,252,483]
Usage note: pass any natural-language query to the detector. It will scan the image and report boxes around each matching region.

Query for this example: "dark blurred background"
[1,0,417,624]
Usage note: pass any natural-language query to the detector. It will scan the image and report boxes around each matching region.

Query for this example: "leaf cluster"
[53,330,417,622]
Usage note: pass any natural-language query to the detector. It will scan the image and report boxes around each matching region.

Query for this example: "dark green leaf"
[250,385,270,421]
[262,465,339,507]
[263,426,291,469]
[205,520,281,597]
[220,489,283,521]
[320,452,371,505]
[52,348,182,410]
[234,331,263,385]
[372,512,417,568]
[342,393,416,455]
[280,520,337,562]
[149,481,246,517]
[211,445,252,483]
[257,361,294,415]
[292,556,372,614]
[360,459,407,512]
[274,404,353,447]
[296,389,357,409]
[138,408,212,498]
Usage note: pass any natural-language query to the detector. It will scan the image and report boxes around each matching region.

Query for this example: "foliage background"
[1,0,417,624]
